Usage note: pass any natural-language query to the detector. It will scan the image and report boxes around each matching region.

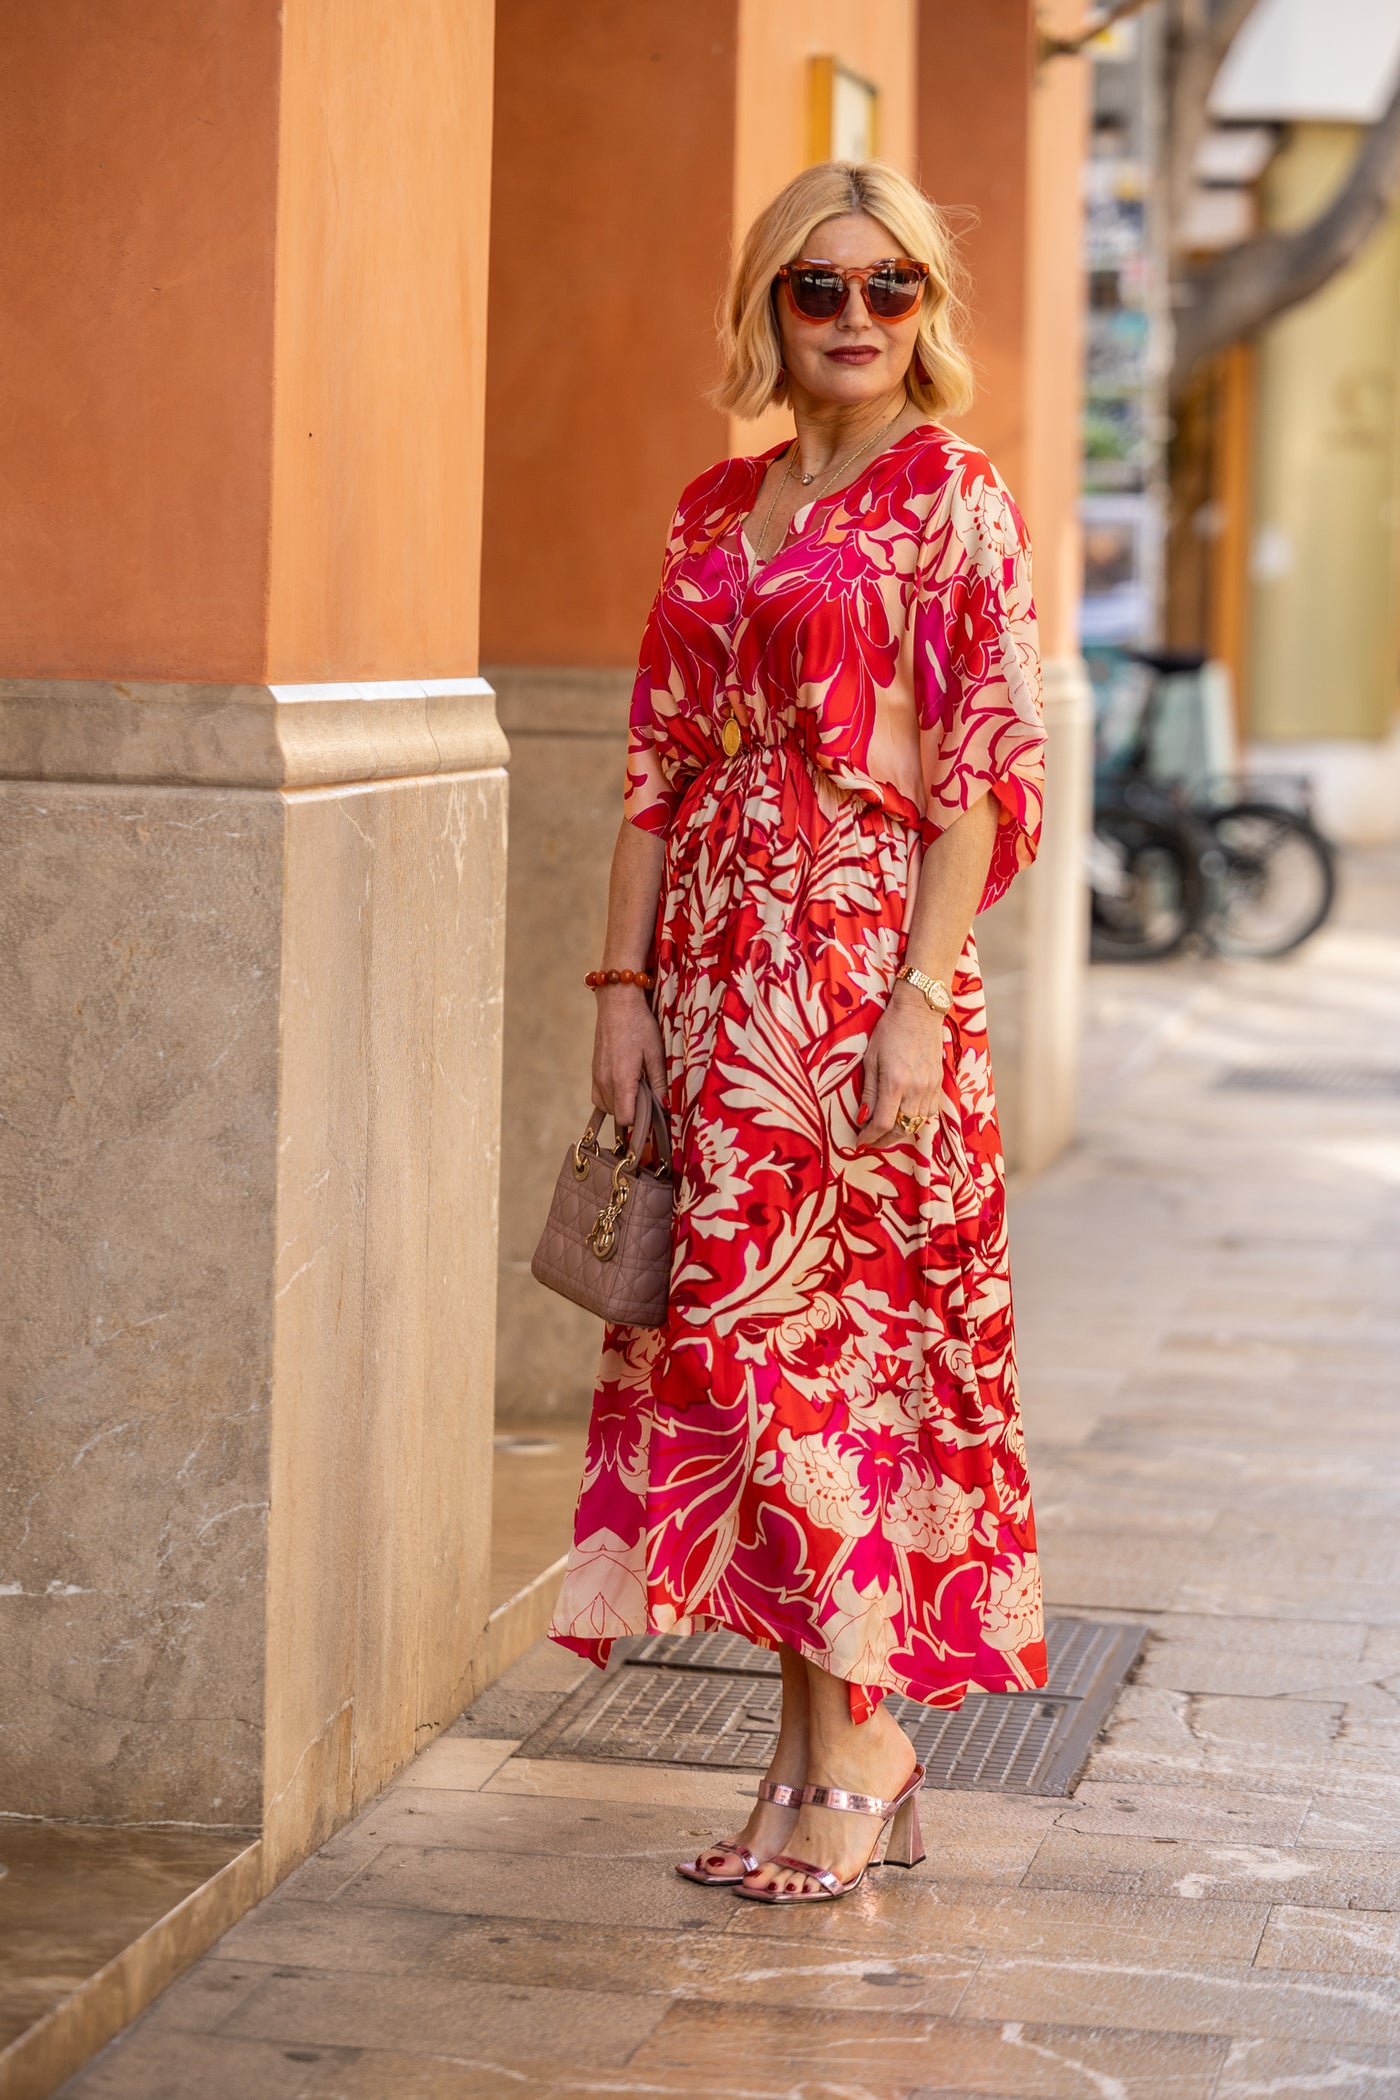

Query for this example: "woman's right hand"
[591,986,667,1130]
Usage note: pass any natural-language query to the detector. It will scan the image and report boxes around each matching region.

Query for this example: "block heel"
[879,1787,925,1869]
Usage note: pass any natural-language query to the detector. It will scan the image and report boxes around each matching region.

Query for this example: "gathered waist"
[675,725,918,841]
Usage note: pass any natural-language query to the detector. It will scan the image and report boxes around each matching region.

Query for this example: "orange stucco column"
[0,0,279,681]
[915,1,1036,499]
[481,0,739,668]
[917,0,1087,657]
[0,0,491,685]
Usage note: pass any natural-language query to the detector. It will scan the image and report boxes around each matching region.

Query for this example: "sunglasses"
[775,257,929,324]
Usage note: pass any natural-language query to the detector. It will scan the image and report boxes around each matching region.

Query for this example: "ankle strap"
[758,1779,804,1809]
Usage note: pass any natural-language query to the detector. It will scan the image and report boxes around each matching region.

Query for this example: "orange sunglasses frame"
[774,258,929,325]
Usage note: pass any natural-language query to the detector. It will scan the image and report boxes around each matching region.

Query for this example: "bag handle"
[622,1075,673,1175]
[575,1076,672,1176]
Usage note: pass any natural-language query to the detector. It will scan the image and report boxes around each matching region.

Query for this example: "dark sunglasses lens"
[789,269,846,318]
[866,267,924,318]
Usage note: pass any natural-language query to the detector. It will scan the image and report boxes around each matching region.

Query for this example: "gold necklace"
[749,445,799,566]
[750,408,905,568]
[800,406,906,501]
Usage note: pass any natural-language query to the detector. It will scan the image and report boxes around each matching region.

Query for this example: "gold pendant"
[720,715,743,759]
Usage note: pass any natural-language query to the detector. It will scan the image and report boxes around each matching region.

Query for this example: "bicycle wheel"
[1090,804,1204,962]
[1203,802,1336,959]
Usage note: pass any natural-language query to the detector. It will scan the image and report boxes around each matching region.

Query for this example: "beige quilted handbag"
[530,1077,674,1328]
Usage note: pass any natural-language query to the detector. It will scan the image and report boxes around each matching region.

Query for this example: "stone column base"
[0,677,508,1882]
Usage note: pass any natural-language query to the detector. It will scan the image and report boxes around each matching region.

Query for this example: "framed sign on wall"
[808,55,879,163]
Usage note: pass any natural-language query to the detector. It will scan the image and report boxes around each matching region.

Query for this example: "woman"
[549,160,1047,1905]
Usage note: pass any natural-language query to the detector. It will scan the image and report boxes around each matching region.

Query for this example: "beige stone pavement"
[57,850,1400,2100]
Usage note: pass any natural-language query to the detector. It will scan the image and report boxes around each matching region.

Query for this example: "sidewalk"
[57,851,1400,2100]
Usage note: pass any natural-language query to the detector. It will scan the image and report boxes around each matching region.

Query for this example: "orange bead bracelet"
[585,968,654,990]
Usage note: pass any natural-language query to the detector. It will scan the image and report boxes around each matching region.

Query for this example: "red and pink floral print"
[551,425,1048,1718]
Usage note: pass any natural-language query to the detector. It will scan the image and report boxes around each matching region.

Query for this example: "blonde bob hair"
[713,160,973,423]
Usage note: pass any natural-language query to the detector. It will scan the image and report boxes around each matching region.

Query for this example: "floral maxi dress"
[549,425,1049,1718]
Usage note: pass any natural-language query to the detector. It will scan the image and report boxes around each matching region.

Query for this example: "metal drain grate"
[528,1615,1145,1797]
[1217,1062,1400,1097]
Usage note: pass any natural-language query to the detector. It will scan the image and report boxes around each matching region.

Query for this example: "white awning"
[1210,0,1400,124]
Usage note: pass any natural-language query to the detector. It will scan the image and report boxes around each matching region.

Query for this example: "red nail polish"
[857,1103,871,1126]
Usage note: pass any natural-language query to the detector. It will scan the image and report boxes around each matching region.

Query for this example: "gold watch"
[896,964,953,1016]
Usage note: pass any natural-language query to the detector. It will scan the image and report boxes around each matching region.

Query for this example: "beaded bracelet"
[584,968,654,990]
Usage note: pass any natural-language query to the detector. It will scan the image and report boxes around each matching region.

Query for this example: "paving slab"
[210,1898,459,1973]
[630,2003,1231,2098]
[1299,1790,1400,1850]
[958,1952,1400,2045]
[1214,2038,1400,2100]
[1255,1904,1400,1975]
[1024,1829,1400,1910]
[330,1841,741,1931]
[1135,1639,1379,1696]
[216,1969,668,2064]
[389,1737,521,1790]
[50,2032,367,2100]
[722,1879,1266,1963]
[424,1915,979,2014]
[312,1785,742,1865]
[1052,1780,1312,1846]
[1084,1683,1346,1788]
[445,1639,592,1742]
[484,1754,764,1812]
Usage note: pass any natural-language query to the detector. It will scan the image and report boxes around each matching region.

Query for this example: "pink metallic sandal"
[733,1763,927,1903]
[674,1778,804,1886]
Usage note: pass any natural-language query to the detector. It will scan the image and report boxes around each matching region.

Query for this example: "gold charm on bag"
[572,1115,603,1179]
[587,1155,635,1261]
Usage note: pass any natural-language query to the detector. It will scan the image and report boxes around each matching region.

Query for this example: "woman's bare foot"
[679,1644,808,1881]
[687,1777,801,1880]
[741,1668,918,1897]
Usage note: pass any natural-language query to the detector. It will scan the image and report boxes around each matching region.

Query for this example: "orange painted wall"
[731,0,918,458]
[734,0,917,232]
[266,0,495,680]
[917,0,1086,658]
[0,0,493,685]
[0,0,279,679]
[481,1,738,668]
[915,1,1035,490]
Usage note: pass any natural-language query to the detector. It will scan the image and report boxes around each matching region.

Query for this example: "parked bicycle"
[1089,648,1337,963]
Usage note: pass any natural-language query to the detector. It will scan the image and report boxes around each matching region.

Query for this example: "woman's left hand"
[858,982,946,1147]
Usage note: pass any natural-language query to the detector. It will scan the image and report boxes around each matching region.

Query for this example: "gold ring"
[895,1110,926,1135]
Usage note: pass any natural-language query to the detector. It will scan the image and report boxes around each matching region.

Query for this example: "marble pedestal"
[0,679,509,1878]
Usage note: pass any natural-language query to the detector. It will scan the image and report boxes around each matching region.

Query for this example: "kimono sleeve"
[623,504,687,838]
[913,470,1045,911]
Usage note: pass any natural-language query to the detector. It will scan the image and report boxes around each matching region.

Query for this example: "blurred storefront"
[1080,13,1170,653]
[1166,0,1400,842]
